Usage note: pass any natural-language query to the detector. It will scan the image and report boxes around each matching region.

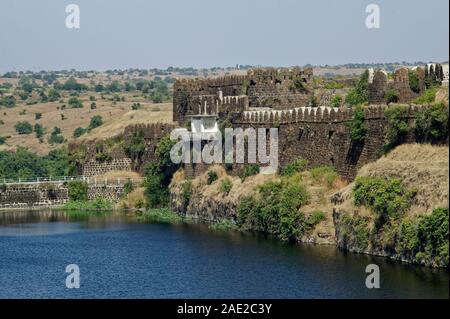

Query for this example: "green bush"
[73,127,86,138]
[14,121,33,134]
[408,70,420,94]
[181,179,192,207]
[339,214,370,251]
[89,115,103,130]
[68,97,83,108]
[307,210,326,227]
[0,136,6,145]
[353,177,415,226]
[348,106,367,143]
[34,123,45,139]
[416,208,448,266]
[207,170,218,185]
[0,95,16,108]
[345,70,369,106]
[414,102,448,143]
[209,219,238,232]
[383,105,409,152]
[237,176,310,242]
[413,87,437,104]
[280,158,308,176]
[35,112,42,120]
[310,165,338,188]
[48,127,64,144]
[68,181,88,201]
[385,89,400,104]
[123,179,134,195]
[63,198,112,211]
[330,95,342,108]
[238,164,260,181]
[143,136,178,208]
[136,208,183,224]
[220,177,233,195]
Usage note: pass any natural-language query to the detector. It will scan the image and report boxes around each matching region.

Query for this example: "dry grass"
[115,187,146,210]
[94,170,142,180]
[335,143,449,216]
[0,92,172,155]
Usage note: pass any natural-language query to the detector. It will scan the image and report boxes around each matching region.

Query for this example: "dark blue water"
[0,210,448,298]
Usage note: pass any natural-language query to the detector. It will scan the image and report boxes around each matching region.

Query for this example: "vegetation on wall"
[348,106,367,143]
[143,135,178,208]
[67,180,88,201]
[408,70,420,94]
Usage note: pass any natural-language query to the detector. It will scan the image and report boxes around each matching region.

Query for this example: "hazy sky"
[0,0,448,72]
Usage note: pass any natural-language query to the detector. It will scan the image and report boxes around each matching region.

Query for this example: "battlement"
[236,104,426,124]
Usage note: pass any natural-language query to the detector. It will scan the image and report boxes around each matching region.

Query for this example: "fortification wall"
[368,67,426,104]
[232,105,420,180]
[71,123,176,177]
[0,183,69,208]
[246,67,313,109]
[0,182,131,208]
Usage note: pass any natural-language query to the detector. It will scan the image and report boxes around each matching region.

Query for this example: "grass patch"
[135,208,184,224]
[62,198,113,211]
[310,165,338,188]
[209,219,238,232]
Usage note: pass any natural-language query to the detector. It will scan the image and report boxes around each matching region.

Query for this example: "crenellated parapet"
[235,104,423,125]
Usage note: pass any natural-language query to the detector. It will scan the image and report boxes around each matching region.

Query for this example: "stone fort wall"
[230,105,421,180]
[173,67,314,124]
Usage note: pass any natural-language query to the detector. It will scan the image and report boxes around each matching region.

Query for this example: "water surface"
[0,210,448,298]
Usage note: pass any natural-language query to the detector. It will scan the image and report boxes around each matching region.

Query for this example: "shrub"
[416,208,448,266]
[348,106,367,142]
[413,87,437,104]
[34,123,45,138]
[131,102,141,110]
[220,177,233,195]
[207,170,218,185]
[330,95,342,108]
[35,112,42,120]
[209,219,238,231]
[238,164,260,181]
[48,127,64,144]
[339,214,370,251]
[90,102,97,110]
[0,95,16,108]
[181,179,192,207]
[14,121,33,134]
[345,70,369,106]
[280,158,308,176]
[73,127,86,138]
[68,181,88,201]
[408,70,420,94]
[68,97,83,108]
[237,176,310,242]
[385,89,400,104]
[353,177,415,226]
[383,105,409,152]
[310,165,338,188]
[307,210,326,227]
[0,136,6,145]
[89,115,103,130]
[123,179,134,195]
[414,102,448,143]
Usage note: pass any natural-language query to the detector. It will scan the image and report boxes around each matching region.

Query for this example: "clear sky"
[0,0,448,72]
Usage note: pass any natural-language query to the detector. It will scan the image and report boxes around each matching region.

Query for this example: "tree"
[0,95,16,108]
[14,121,33,134]
[48,127,64,144]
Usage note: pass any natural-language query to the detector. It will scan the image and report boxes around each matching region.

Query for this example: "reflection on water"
[0,209,448,298]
